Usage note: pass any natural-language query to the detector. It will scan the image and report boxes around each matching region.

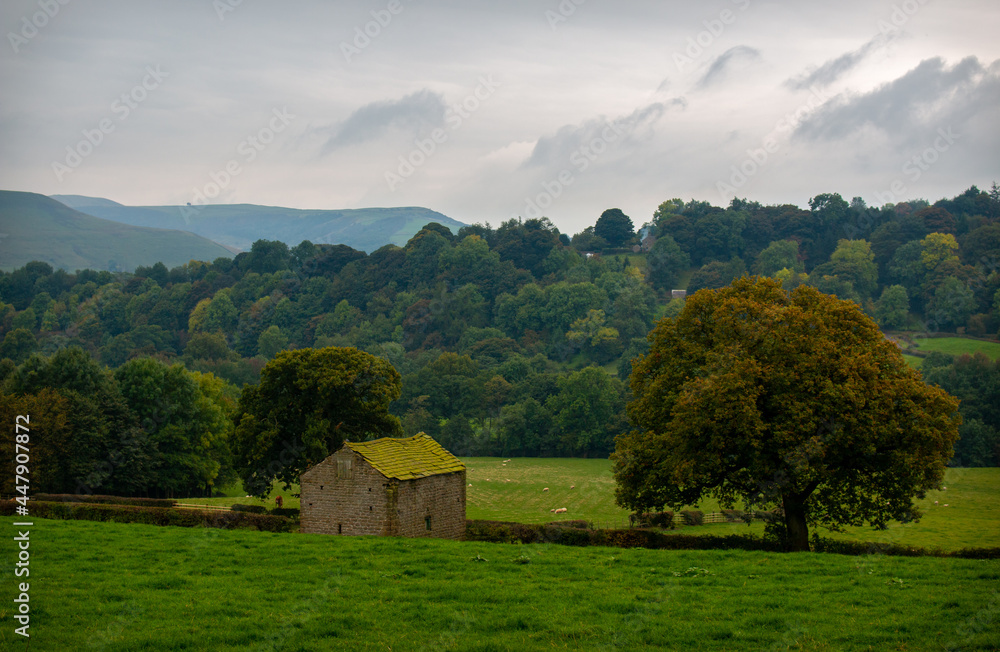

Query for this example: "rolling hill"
[51,195,467,253]
[0,191,235,272]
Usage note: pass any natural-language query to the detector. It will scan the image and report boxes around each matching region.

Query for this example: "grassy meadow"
[465,459,999,551]
[187,462,999,551]
[2,517,998,651]
[911,337,1000,360]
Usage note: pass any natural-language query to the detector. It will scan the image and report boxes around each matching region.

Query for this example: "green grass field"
[2,517,997,651]
[463,460,999,551]
[189,462,999,551]
[911,337,1000,360]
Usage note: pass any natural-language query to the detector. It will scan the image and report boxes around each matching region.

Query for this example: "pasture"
[466,460,999,551]
[189,462,999,551]
[910,336,1000,361]
[2,517,997,651]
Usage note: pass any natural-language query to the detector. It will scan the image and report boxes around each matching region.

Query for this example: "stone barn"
[300,434,466,539]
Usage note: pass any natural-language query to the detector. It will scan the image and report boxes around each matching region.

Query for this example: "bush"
[0,500,292,533]
[721,509,744,522]
[548,519,591,529]
[230,504,268,514]
[648,511,674,528]
[31,494,176,508]
[270,507,300,519]
[680,510,704,526]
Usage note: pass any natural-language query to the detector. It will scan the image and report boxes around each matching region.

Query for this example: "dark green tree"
[613,277,961,551]
[594,209,635,248]
[232,347,402,496]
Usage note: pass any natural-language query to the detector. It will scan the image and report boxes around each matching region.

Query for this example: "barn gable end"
[300,434,466,539]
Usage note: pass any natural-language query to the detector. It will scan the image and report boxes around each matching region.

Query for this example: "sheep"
[543,487,549,492]
[554,507,568,514]
[570,485,575,489]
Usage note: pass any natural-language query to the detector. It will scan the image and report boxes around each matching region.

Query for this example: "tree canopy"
[232,346,403,496]
[612,276,961,551]
[594,208,635,248]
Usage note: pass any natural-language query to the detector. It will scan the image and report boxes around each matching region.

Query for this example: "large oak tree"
[613,276,960,551]
[232,346,402,496]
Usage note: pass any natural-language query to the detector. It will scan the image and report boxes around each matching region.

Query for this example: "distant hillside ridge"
[51,196,467,253]
[0,190,234,272]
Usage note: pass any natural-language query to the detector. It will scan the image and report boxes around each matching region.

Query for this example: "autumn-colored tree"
[232,346,402,496]
[613,276,960,551]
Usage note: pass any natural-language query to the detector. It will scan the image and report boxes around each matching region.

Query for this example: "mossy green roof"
[344,434,465,481]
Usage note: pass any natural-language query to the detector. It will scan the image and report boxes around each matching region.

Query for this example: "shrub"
[230,504,268,514]
[31,493,176,508]
[721,509,745,522]
[680,510,704,526]
[270,507,300,519]
[548,520,591,529]
[0,500,292,533]
[647,511,674,528]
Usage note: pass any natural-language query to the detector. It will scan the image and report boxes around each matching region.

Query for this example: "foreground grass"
[1,517,997,651]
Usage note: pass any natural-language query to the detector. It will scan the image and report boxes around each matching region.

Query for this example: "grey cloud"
[522,103,669,169]
[786,34,897,90]
[794,56,1000,142]
[698,46,761,88]
[321,89,446,153]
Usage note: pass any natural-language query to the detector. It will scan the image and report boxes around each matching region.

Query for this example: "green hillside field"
[180,462,999,552]
[912,337,1000,360]
[0,191,233,272]
[1,516,996,651]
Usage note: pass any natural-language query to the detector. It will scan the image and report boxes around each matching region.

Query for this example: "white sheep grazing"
[550,508,557,513]
[570,485,575,489]
[554,507,568,514]
[468,484,472,487]
[543,487,549,492]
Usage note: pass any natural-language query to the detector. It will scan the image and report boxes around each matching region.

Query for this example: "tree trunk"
[782,493,810,552]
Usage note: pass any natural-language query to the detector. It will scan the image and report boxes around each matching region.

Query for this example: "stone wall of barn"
[300,449,392,536]
[395,470,466,540]
[300,449,466,539]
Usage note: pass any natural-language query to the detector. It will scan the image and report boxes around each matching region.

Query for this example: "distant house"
[300,434,466,539]
[672,289,687,300]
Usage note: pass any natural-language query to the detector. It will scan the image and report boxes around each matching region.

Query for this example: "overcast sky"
[2,0,998,236]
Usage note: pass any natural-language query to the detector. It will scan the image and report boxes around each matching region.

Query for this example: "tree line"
[1,185,999,493]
